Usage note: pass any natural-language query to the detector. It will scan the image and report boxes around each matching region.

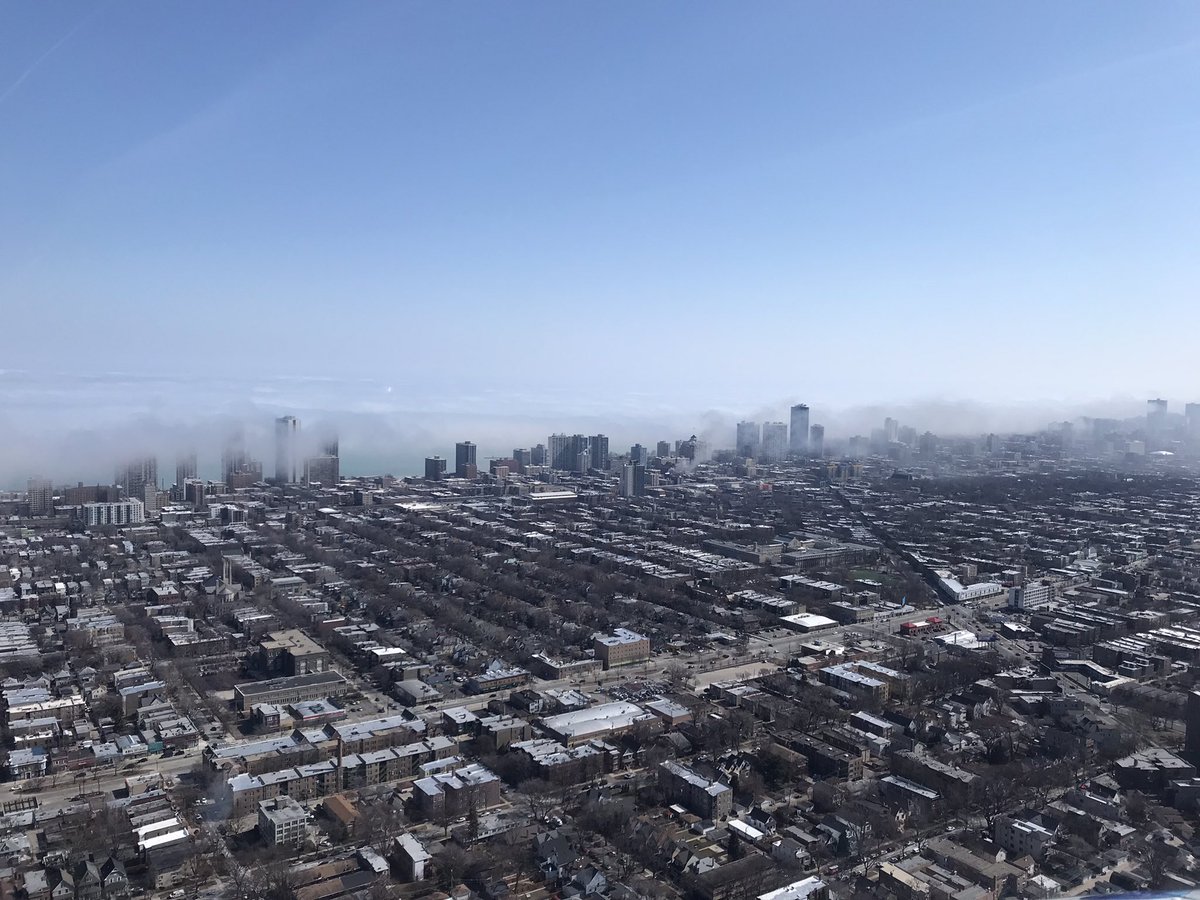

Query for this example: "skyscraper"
[275,416,300,484]
[512,448,532,472]
[1147,398,1168,441]
[222,430,249,485]
[761,422,788,463]
[548,434,572,470]
[304,431,340,486]
[884,417,899,443]
[629,443,649,467]
[809,424,825,458]
[176,453,197,489]
[588,434,610,471]
[735,421,760,458]
[455,441,477,478]
[789,404,810,455]
[656,441,671,458]
[547,434,588,471]
[304,455,340,485]
[117,457,158,503]
[27,478,53,517]
[425,456,446,480]
[620,463,646,497]
[918,431,936,458]
[1187,404,1200,441]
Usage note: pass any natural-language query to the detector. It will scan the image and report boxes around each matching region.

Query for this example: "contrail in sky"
[0,3,106,107]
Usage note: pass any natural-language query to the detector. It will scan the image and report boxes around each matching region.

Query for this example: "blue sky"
[3,2,1200,411]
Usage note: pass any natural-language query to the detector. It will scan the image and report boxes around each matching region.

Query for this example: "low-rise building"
[659,760,733,820]
[259,795,308,847]
[592,628,650,669]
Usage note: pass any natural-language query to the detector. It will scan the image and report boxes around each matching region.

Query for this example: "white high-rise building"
[275,416,300,483]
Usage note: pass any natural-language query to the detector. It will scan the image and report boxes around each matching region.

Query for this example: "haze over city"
[6,5,1200,900]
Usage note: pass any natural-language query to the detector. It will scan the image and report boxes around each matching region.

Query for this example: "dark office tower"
[275,415,300,484]
[117,457,158,503]
[630,443,649,466]
[656,441,671,458]
[176,453,197,489]
[588,435,610,471]
[735,421,760,458]
[425,456,446,481]
[512,449,532,472]
[761,422,787,463]
[547,434,570,470]
[455,441,477,477]
[809,424,825,457]
[789,404,810,455]
[918,431,936,458]
[27,479,53,517]
[530,444,547,466]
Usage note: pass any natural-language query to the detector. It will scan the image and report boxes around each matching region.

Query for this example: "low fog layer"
[0,372,1163,489]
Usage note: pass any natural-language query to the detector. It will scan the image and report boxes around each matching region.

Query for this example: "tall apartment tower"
[27,479,53,517]
[809,424,825,458]
[884,417,900,443]
[548,434,571,470]
[789,404,810,455]
[629,444,649,467]
[512,449,532,472]
[425,456,446,481]
[117,457,158,503]
[222,431,249,484]
[620,463,646,497]
[588,434,610,471]
[275,416,300,484]
[1187,404,1200,441]
[735,421,760,458]
[1147,398,1168,441]
[176,453,198,488]
[655,441,671,458]
[761,422,788,463]
[303,431,340,486]
[455,441,477,478]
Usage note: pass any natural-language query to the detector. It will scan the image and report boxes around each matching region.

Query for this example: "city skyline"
[8,389,1200,491]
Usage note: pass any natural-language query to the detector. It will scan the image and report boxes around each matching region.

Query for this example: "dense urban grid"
[6,398,1200,900]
